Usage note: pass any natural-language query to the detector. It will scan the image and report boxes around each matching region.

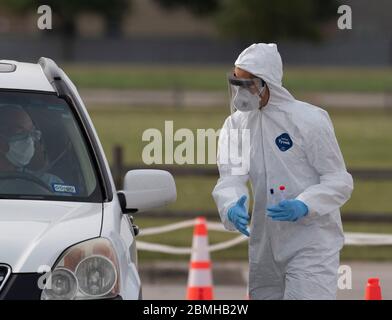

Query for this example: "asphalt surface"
[140,261,392,300]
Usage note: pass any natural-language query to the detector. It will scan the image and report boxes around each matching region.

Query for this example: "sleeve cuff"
[296,193,317,218]
[222,202,238,231]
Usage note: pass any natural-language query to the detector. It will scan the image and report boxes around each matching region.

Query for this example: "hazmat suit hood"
[234,43,295,106]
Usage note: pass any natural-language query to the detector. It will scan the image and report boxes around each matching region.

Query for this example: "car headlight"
[42,268,78,300]
[76,255,117,297]
[41,238,120,300]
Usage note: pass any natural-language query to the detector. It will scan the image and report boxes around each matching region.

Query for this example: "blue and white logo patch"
[52,183,77,194]
[275,133,293,152]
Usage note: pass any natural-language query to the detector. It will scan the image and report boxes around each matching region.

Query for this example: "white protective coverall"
[212,43,354,300]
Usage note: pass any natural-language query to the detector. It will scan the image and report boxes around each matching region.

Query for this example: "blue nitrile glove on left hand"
[228,195,250,237]
[267,199,309,222]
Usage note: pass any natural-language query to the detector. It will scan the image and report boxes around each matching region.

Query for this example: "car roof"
[0,59,55,92]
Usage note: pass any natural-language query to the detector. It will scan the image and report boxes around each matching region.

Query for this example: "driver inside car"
[0,104,63,193]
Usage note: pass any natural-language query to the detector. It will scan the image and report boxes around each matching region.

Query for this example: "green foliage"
[0,0,31,12]
[154,0,220,16]
[0,0,130,36]
[0,0,343,41]
[154,0,340,42]
[216,0,340,41]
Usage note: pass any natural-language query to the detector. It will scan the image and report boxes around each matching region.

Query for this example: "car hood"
[0,200,102,272]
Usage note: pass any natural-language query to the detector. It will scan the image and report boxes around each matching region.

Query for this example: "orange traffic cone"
[365,278,382,300]
[186,217,214,300]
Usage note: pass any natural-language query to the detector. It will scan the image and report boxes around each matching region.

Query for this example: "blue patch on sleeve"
[275,133,293,152]
[52,183,77,194]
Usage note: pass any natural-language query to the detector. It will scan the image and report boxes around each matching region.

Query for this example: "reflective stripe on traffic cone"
[365,278,382,300]
[186,217,214,300]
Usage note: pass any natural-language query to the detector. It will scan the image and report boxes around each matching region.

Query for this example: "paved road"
[142,285,247,300]
[81,89,392,109]
[140,261,392,300]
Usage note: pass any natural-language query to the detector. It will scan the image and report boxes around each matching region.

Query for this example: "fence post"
[112,145,124,189]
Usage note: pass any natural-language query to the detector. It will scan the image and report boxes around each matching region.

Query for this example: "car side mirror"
[117,169,177,214]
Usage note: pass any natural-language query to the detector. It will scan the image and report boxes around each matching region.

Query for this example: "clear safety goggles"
[227,73,266,113]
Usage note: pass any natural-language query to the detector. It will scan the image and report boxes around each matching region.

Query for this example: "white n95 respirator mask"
[228,74,266,113]
[4,128,41,168]
[6,136,35,168]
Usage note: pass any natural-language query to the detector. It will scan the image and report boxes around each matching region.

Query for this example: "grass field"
[65,65,392,92]
[89,106,392,215]
[136,218,392,262]
[90,106,392,168]
[88,106,392,261]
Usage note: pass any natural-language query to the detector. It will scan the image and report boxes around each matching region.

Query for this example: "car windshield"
[0,91,103,202]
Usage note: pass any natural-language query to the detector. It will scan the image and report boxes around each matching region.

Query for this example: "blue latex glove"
[228,195,250,237]
[267,199,309,222]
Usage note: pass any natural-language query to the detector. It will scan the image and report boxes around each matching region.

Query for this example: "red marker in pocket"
[279,185,286,202]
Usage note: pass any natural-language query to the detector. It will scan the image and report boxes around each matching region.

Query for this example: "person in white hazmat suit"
[212,43,354,300]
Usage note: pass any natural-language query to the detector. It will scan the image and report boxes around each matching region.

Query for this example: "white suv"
[0,58,176,300]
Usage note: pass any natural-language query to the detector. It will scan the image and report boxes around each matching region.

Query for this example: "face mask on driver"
[6,136,35,168]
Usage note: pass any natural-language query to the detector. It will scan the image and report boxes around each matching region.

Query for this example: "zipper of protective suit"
[259,109,276,233]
